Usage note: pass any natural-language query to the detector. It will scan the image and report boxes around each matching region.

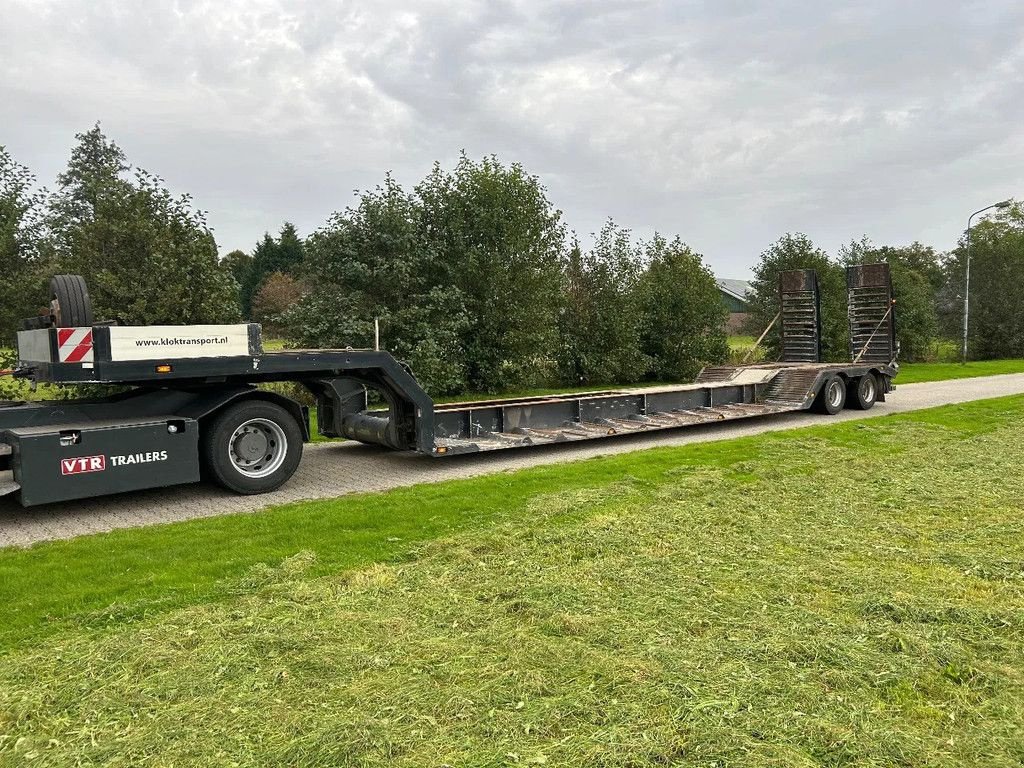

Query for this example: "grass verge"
[897,358,1024,384]
[1,396,1024,764]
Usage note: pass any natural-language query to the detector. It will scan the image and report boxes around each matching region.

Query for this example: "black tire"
[202,399,303,494]
[812,374,847,415]
[50,275,94,327]
[847,373,878,411]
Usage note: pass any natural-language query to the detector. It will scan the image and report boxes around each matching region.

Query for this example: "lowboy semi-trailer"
[0,264,897,507]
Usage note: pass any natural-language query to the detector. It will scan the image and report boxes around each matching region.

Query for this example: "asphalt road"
[3,373,1023,548]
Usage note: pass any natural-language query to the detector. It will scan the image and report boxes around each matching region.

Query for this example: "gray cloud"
[2,0,1022,275]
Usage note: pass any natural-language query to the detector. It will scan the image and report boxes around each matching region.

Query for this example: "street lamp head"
[995,199,1013,209]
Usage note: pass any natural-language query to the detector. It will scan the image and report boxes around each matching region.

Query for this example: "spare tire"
[50,275,94,328]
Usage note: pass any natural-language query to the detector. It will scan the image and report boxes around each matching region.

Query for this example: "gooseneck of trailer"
[0,264,898,507]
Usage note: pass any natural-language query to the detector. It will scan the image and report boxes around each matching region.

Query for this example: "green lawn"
[2,396,1024,765]
[727,334,756,350]
[898,358,1024,384]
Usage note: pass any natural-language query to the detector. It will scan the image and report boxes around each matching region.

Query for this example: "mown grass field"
[1,396,1024,765]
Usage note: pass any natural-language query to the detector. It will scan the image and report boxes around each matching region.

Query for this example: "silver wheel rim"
[861,376,876,402]
[228,418,287,478]
[827,380,844,408]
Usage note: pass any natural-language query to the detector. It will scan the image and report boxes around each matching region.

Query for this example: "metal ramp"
[779,269,821,363]
[762,367,822,408]
[692,366,736,383]
[847,263,896,364]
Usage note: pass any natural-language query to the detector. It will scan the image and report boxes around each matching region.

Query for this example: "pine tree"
[0,145,48,342]
[239,223,306,318]
[47,124,239,325]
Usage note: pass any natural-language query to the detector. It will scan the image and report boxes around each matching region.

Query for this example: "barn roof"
[716,278,753,303]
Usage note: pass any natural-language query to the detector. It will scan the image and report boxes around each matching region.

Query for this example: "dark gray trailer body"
[427,361,893,454]
[0,265,898,508]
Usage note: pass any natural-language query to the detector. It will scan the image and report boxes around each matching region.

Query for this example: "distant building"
[716,278,753,333]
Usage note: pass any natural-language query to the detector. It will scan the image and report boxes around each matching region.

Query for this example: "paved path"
[2,373,1023,548]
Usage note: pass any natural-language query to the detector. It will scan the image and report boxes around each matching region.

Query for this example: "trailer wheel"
[847,374,878,411]
[812,375,846,415]
[202,400,303,494]
[50,275,94,328]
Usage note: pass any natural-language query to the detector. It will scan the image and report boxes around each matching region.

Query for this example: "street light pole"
[962,200,1012,364]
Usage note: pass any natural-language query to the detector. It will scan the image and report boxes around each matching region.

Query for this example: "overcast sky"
[3,0,1022,276]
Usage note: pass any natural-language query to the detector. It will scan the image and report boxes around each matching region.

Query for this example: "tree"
[47,124,239,325]
[275,222,305,274]
[840,238,939,361]
[0,146,49,343]
[239,223,305,318]
[222,248,251,283]
[253,272,305,336]
[417,154,566,391]
[944,202,1024,359]
[746,233,847,362]
[221,248,252,316]
[240,234,276,318]
[560,222,648,384]
[284,175,470,394]
[637,235,729,381]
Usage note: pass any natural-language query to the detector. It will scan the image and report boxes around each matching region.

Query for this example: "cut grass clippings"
[1,396,1024,764]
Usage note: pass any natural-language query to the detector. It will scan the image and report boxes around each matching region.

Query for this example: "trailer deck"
[428,362,891,454]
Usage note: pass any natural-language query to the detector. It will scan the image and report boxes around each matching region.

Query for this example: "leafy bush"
[284,175,472,395]
[253,272,305,336]
[416,155,566,391]
[638,236,729,380]
[560,223,650,385]
[0,146,49,345]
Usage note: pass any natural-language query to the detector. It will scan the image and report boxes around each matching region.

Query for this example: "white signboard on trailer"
[108,325,253,361]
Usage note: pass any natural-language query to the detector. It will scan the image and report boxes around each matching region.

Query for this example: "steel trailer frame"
[0,265,897,507]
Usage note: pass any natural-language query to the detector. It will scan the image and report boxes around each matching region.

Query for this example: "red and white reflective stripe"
[57,328,94,363]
